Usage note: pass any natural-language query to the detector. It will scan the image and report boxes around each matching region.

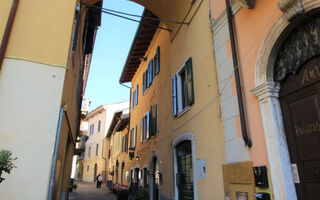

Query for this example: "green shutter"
[172,75,178,116]
[153,104,157,135]
[149,60,153,85]
[142,72,146,93]
[185,57,194,106]
[150,104,156,136]
[156,47,160,75]
[134,125,137,147]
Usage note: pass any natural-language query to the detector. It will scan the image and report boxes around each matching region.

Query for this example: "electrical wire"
[100,9,171,32]
[82,2,189,25]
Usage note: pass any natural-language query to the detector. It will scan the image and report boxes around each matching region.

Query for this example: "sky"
[85,0,144,111]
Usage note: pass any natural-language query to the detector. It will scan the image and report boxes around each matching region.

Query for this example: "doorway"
[279,55,320,200]
[175,140,194,200]
[150,157,159,200]
[93,163,97,182]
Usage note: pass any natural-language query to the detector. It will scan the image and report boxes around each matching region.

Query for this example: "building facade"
[82,102,129,182]
[106,109,131,186]
[210,0,320,199]
[120,1,226,199]
[0,0,102,199]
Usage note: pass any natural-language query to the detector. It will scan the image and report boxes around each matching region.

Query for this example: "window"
[96,143,99,156]
[141,103,158,142]
[131,85,139,110]
[172,57,194,116]
[121,134,128,153]
[87,165,89,171]
[98,120,101,132]
[142,47,160,94]
[88,146,91,158]
[130,125,137,149]
[89,124,94,135]
[141,112,150,142]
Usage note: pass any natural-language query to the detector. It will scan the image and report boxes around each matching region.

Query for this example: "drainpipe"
[0,0,19,70]
[48,106,65,200]
[225,0,252,147]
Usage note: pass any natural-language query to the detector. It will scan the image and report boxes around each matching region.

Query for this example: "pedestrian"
[96,173,103,188]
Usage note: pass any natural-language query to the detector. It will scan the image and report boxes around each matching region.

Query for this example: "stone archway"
[252,1,320,199]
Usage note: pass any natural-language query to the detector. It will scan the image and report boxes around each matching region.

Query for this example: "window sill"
[176,106,190,118]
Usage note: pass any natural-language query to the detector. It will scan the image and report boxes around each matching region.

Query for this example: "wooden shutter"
[143,72,146,93]
[152,57,156,79]
[141,118,144,142]
[150,60,153,84]
[132,89,135,110]
[156,47,160,75]
[150,104,158,136]
[134,125,137,147]
[136,85,139,105]
[172,75,178,116]
[185,57,194,106]
[146,112,150,139]
[125,134,128,152]
[130,129,133,148]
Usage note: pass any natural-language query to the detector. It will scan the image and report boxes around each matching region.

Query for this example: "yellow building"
[0,0,102,199]
[82,102,129,182]
[119,1,226,199]
[106,108,131,186]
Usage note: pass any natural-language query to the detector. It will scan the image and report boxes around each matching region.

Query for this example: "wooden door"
[280,55,320,200]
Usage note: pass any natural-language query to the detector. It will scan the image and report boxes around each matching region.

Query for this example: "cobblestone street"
[69,181,116,200]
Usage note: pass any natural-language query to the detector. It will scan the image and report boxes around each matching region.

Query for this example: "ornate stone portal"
[274,15,320,82]
[236,0,256,9]
[278,0,304,20]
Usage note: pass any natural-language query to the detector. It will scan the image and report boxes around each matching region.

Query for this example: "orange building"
[210,0,320,199]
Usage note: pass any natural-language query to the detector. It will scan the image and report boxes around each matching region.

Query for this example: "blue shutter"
[141,118,144,142]
[146,112,150,139]
[136,85,139,105]
[185,57,194,105]
[156,47,160,75]
[172,75,178,116]
[132,89,135,110]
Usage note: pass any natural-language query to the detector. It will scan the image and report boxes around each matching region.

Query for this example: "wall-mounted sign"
[196,159,206,178]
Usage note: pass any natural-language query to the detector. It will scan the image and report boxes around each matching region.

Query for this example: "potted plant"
[0,149,17,183]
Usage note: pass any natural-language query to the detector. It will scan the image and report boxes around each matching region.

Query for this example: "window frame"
[142,46,160,95]
[172,57,194,116]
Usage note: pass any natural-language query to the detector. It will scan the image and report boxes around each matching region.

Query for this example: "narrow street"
[69,181,116,200]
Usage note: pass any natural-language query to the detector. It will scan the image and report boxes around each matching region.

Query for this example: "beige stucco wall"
[0,59,66,200]
[2,0,76,67]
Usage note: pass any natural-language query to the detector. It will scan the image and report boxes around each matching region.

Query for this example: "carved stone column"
[251,82,297,200]
[278,0,304,20]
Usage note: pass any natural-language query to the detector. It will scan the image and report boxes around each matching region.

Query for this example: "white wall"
[0,58,65,200]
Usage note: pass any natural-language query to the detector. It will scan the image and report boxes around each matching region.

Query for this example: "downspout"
[48,106,65,200]
[0,0,19,70]
[225,0,252,147]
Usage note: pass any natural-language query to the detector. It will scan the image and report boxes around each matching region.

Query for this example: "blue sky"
[85,0,144,111]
